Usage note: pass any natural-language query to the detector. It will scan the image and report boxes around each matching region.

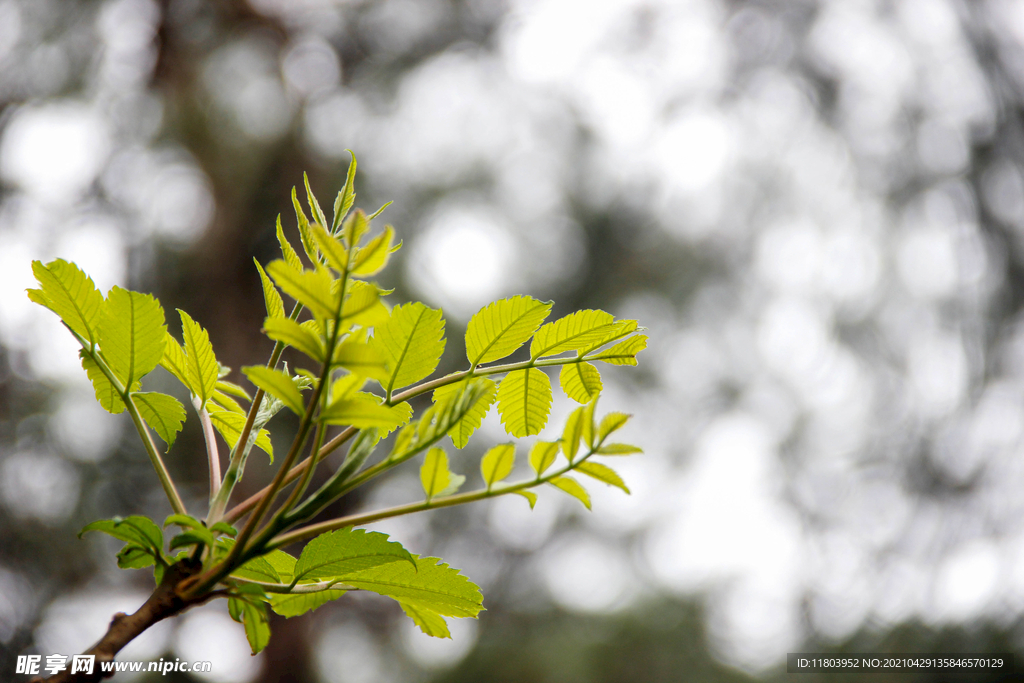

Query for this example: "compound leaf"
[560,362,602,404]
[132,392,186,447]
[28,259,104,346]
[497,367,552,437]
[465,296,552,366]
[293,527,415,583]
[370,302,446,394]
[98,286,167,388]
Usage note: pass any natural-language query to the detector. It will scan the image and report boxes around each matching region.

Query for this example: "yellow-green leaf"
[529,440,559,477]
[332,152,357,232]
[294,527,415,582]
[208,408,273,461]
[549,476,591,509]
[598,412,630,441]
[254,259,285,319]
[342,280,385,326]
[216,380,251,402]
[514,490,538,509]
[400,602,451,638]
[276,214,304,271]
[160,333,189,388]
[352,225,397,277]
[292,186,319,263]
[580,319,639,354]
[210,390,245,415]
[263,316,325,361]
[304,172,330,239]
[98,286,167,388]
[575,460,629,493]
[332,339,386,375]
[560,362,602,404]
[465,295,552,366]
[179,309,219,407]
[312,223,349,274]
[239,601,270,655]
[28,259,104,346]
[530,309,616,359]
[243,366,305,415]
[586,334,648,366]
[341,209,369,248]
[596,443,643,456]
[581,398,598,449]
[481,443,515,490]
[370,302,446,394]
[132,392,186,448]
[267,260,337,321]
[496,367,552,437]
[320,393,412,436]
[420,447,464,500]
[343,555,483,619]
[431,376,497,449]
[562,406,585,462]
[269,589,347,618]
[80,351,129,413]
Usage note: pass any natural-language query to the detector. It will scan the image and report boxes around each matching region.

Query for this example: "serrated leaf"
[292,186,319,263]
[255,259,285,319]
[465,296,552,366]
[28,259,104,346]
[232,555,281,583]
[243,366,304,415]
[514,490,538,509]
[132,392,186,447]
[560,362,602,404]
[240,601,270,654]
[312,223,350,274]
[400,602,451,638]
[345,555,483,619]
[530,309,617,359]
[267,260,337,321]
[580,319,640,355]
[332,339,386,374]
[587,334,649,366]
[562,406,585,462]
[497,367,552,437]
[598,412,630,441]
[293,527,415,583]
[210,390,245,415]
[160,333,189,388]
[370,302,446,394]
[431,377,496,449]
[481,443,515,490]
[529,440,559,477]
[263,317,324,362]
[575,461,629,493]
[178,310,219,407]
[333,152,357,232]
[342,280,384,326]
[549,476,591,509]
[117,544,155,570]
[80,351,129,413]
[304,172,330,239]
[270,589,347,618]
[421,447,464,500]
[320,393,412,436]
[99,286,167,388]
[216,380,252,402]
[80,515,164,556]
[276,215,304,271]
[208,408,274,461]
[596,443,643,455]
[352,225,396,277]
[341,209,369,249]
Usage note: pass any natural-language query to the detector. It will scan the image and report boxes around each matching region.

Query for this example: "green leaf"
[370,302,446,394]
[480,443,515,490]
[333,152,357,232]
[80,351,129,413]
[232,555,281,583]
[263,317,324,362]
[562,406,585,462]
[132,392,186,447]
[345,555,484,619]
[575,461,629,493]
[304,172,330,238]
[390,380,492,462]
[341,209,369,249]
[261,549,298,582]
[514,490,538,509]
[431,376,497,449]
[293,527,416,583]
[117,544,155,570]
[312,223,350,274]
[530,309,616,359]
[160,333,189,388]
[210,389,245,415]
[559,362,602,404]
[497,367,553,437]
[98,286,167,388]
[243,366,305,415]
[598,412,630,441]
[342,280,385,326]
[216,380,251,402]
[549,476,591,509]
[352,225,397,277]
[240,600,271,654]
[580,319,640,354]
[529,440,559,477]
[420,448,464,500]
[276,214,304,271]
[208,407,274,461]
[465,296,552,366]
[80,515,164,556]
[332,339,386,375]
[320,393,412,435]
[211,522,238,537]
[596,443,643,455]
[267,260,337,321]
[367,200,392,221]
[169,531,214,550]
[178,310,219,407]
[400,602,451,638]
[586,334,649,366]
[255,259,285,319]
[269,589,347,618]
[28,259,104,346]
[292,186,319,263]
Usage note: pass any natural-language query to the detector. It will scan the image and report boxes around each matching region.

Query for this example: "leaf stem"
[193,397,221,505]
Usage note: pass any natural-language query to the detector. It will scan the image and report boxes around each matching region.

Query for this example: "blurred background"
[2,0,1024,681]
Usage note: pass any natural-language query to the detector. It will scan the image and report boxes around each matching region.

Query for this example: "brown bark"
[30,559,204,683]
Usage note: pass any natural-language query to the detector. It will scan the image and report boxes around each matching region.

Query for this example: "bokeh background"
[2,0,1024,681]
